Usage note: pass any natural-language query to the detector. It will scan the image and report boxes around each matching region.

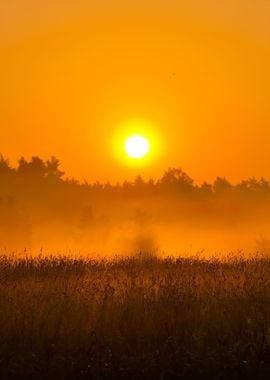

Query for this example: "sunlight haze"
[2,3,270,377]
[1,0,269,183]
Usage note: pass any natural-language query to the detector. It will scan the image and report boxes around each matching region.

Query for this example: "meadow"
[1,253,270,379]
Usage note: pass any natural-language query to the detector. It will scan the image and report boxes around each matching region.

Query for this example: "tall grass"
[0,254,270,379]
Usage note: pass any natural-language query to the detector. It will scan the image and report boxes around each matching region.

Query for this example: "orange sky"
[0,0,269,183]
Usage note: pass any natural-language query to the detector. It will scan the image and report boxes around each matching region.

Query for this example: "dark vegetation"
[2,155,270,196]
[1,254,270,379]
[1,155,270,253]
[1,156,270,378]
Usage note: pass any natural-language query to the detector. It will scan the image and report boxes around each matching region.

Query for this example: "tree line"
[1,155,270,197]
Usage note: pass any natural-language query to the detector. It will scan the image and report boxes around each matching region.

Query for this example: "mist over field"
[1,156,270,257]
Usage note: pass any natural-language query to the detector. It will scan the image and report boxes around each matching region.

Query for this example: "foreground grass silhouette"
[1,254,270,379]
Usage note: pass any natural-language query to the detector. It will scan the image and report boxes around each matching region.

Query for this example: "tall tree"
[159,168,194,192]
[17,156,47,178]
[0,155,13,176]
[46,157,65,179]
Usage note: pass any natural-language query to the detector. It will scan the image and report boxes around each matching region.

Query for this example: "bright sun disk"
[124,135,150,159]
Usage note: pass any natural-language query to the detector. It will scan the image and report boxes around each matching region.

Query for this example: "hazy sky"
[1,0,269,183]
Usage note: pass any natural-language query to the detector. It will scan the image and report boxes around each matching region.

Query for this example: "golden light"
[124,135,150,159]
[111,119,163,167]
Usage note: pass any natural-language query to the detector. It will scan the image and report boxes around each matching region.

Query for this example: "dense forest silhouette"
[1,155,270,254]
[1,154,270,195]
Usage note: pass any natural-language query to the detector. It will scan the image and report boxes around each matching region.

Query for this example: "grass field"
[1,253,270,379]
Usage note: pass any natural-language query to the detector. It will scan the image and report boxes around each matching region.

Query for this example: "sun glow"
[111,119,163,168]
[125,135,150,159]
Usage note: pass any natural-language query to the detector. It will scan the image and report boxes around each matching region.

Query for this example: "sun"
[112,119,162,166]
[124,135,150,159]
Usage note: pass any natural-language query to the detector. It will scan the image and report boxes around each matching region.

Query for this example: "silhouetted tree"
[159,168,194,192]
[200,181,213,195]
[46,156,65,179]
[213,177,232,194]
[103,181,112,191]
[259,178,270,192]
[134,175,145,188]
[17,156,47,179]
[66,177,80,186]
[146,178,156,194]
[92,181,103,191]
[0,155,13,176]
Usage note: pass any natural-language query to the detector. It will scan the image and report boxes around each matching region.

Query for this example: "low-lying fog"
[1,159,270,258]
[2,190,270,258]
